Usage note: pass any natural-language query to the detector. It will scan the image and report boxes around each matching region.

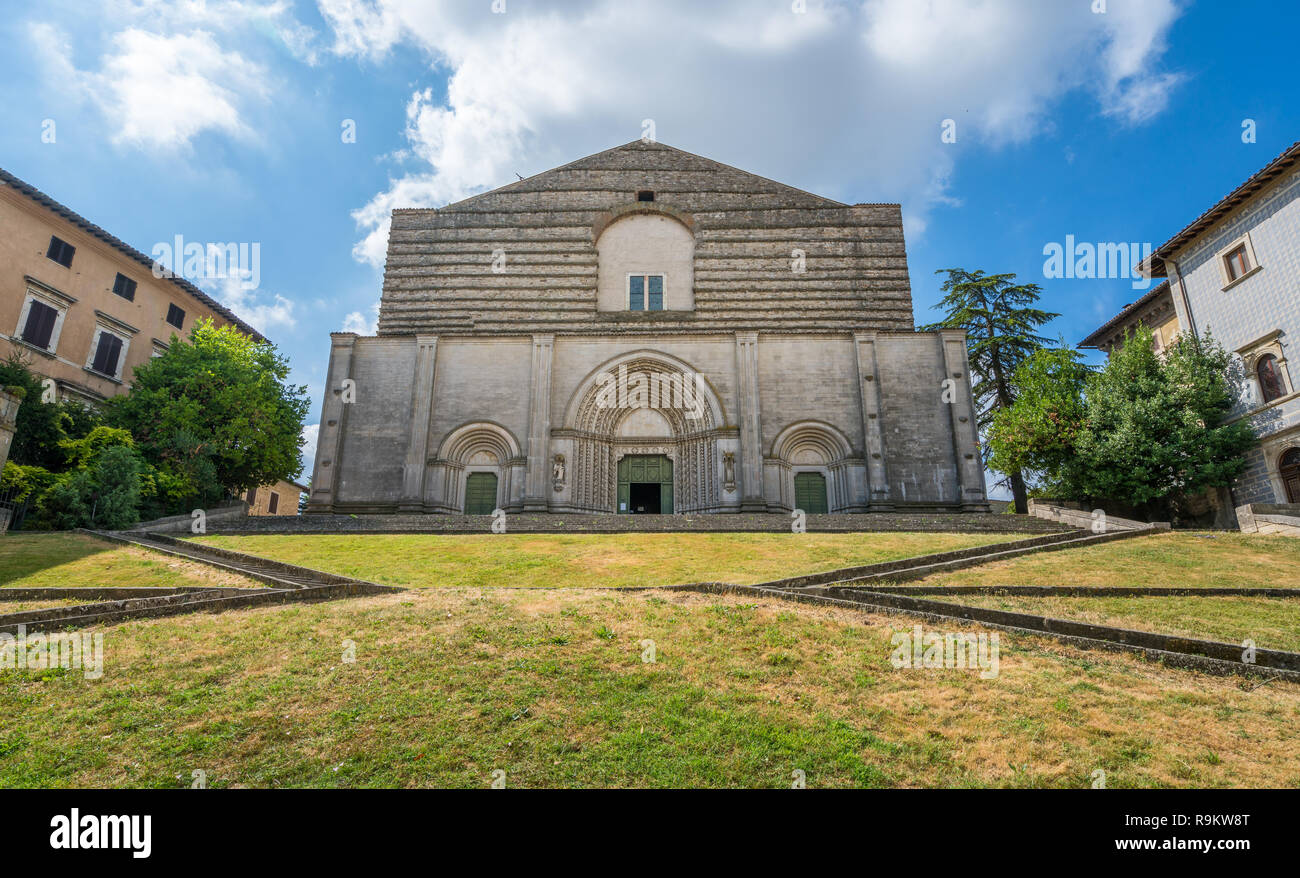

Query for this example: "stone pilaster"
[307,333,358,513]
[940,330,989,510]
[734,332,765,511]
[399,335,439,512]
[853,332,892,510]
[523,334,555,511]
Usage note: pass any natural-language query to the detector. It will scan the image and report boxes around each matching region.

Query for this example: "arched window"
[1280,448,1300,504]
[1257,354,1286,403]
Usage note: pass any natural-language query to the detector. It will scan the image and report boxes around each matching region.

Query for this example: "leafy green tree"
[1073,328,1255,516]
[986,343,1092,496]
[920,269,1059,513]
[42,445,142,530]
[0,355,106,470]
[105,320,309,504]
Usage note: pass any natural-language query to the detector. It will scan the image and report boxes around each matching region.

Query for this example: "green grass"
[0,533,263,589]
[2,586,1297,788]
[907,532,1300,589]
[951,593,1300,653]
[190,531,1023,588]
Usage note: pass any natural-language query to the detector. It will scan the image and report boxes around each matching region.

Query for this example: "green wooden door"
[616,455,673,513]
[464,472,498,515]
[793,472,828,514]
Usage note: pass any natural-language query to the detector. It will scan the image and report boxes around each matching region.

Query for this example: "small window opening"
[636,190,654,202]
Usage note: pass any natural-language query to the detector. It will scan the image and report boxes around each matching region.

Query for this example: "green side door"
[464,472,499,515]
[793,472,828,514]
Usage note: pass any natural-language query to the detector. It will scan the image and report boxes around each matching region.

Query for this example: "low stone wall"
[202,511,1074,536]
[1236,503,1300,537]
[1027,499,1168,532]
[131,502,249,534]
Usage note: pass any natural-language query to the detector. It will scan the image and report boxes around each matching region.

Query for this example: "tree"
[0,355,103,470]
[105,320,309,505]
[42,430,143,530]
[986,343,1092,496]
[920,269,1059,513]
[1073,328,1255,516]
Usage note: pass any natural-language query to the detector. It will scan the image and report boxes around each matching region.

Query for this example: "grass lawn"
[190,531,1024,588]
[901,532,1300,589]
[0,533,264,590]
[951,593,1300,653]
[2,585,1297,788]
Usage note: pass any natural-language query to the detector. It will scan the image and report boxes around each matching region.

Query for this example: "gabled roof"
[1139,139,1300,278]
[1078,280,1173,349]
[427,139,873,212]
[0,166,267,342]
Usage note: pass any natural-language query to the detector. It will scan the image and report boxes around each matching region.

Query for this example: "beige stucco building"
[308,142,988,516]
[0,166,303,514]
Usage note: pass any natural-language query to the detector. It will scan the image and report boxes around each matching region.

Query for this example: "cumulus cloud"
[341,300,379,335]
[299,422,319,478]
[317,0,1187,266]
[25,0,314,149]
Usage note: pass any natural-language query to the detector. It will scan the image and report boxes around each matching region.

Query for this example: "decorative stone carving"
[722,451,736,493]
[552,454,566,491]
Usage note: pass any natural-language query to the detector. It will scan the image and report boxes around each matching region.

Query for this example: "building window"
[86,328,127,380]
[628,274,664,311]
[268,492,279,514]
[112,273,137,301]
[166,303,185,329]
[245,488,257,505]
[20,299,60,350]
[46,236,75,268]
[636,190,655,202]
[1224,244,1250,281]
[1257,354,1287,403]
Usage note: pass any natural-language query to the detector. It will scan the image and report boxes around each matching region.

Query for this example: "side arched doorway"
[618,454,673,514]
[793,471,829,514]
[1281,448,1300,503]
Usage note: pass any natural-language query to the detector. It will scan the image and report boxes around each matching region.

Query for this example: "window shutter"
[22,301,58,349]
[91,332,123,376]
[628,275,645,310]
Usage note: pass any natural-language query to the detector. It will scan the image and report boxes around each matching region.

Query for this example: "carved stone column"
[734,332,765,511]
[399,335,439,512]
[307,332,358,513]
[853,332,892,510]
[523,334,555,511]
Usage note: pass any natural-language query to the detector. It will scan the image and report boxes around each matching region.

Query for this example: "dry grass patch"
[0,533,264,590]
[2,586,1297,788]
[906,531,1300,589]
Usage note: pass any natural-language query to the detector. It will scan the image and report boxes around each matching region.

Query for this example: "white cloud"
[210,274,298,333]
[319,0,1187,266]
[26,0,315,150]
[299,423,319,479]
[341,300,379,335]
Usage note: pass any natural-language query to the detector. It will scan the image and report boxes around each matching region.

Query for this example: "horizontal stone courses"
[434,191,880,212]
[407,207,900,229]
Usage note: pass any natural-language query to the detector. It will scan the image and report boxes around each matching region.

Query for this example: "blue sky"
[1,0,1297,480]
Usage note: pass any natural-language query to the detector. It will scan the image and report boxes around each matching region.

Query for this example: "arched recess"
[429,421,525,513]
[594,208,695,312]
[559,350,728,513]
[768,420,860,513]
[1273,444,1300,504]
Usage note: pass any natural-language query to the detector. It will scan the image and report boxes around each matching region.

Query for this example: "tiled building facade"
[1085,140,1300,509]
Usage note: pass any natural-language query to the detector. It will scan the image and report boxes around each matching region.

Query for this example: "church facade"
[306,142,988,515]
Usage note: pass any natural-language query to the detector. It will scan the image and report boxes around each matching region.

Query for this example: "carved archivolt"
[564,351,726,513]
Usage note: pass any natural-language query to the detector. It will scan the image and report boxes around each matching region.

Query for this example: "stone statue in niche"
[552,454,566,491]
[722,451,736,492]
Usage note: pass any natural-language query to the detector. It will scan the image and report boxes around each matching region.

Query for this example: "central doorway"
[618,454,673,514]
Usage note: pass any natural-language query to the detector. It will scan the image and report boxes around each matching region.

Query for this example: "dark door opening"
[1281,448,1300,503]
[629,482,662,514]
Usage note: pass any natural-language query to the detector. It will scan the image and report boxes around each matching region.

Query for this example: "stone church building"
[307,141,987,515]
